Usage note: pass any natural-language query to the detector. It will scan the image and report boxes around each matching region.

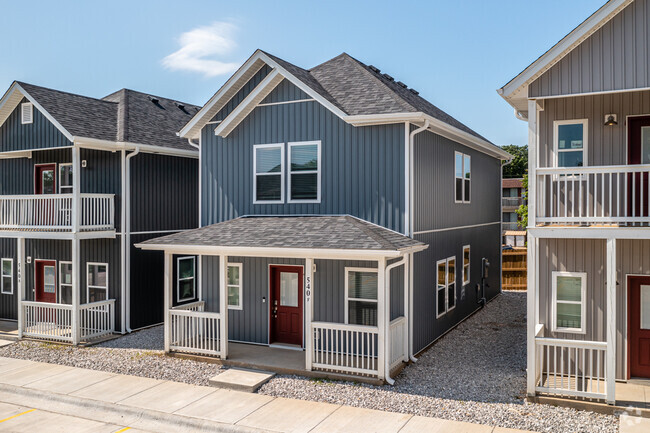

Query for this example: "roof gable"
[498,0,633,112]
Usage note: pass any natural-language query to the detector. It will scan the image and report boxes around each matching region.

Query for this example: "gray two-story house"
[0,82,198,344]
[139,50,511,382]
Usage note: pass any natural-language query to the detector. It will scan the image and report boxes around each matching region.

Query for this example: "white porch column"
[163,251,172,352]
[606,238,617,405]
[305,258,314,371]
[219,254,228,359]
[377,257,387,381]
[527,99,538,228]
[526,232,537,396]
[403,255,409,362]
[71,238,80,344]
[16,237,25,338]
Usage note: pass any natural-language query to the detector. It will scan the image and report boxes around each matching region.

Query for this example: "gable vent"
[382,73,394,81]
[368,65,380,74]
[408,88,419,95]
[396,81,407,88]
[21,102,33,124]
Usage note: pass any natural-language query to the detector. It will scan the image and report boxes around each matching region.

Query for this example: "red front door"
[628,276,650,378]
[627,117,650,218]
[35,164,56,195]
[269,266,303,346]
[35,260,57,303]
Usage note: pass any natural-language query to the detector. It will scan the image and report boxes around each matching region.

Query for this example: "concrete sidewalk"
[0,356,528,433]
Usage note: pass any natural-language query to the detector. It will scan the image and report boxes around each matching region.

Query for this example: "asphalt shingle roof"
[140,215,426,252]
[16,82,200,151]
[260,51,490,143]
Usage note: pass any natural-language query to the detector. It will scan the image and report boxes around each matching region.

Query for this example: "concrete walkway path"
[0,356,531,433]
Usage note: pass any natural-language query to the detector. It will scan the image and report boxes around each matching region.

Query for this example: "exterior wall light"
[604,114,618,126]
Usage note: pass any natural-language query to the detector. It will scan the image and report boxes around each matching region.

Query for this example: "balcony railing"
[0,194,114,232]
[502,197,524,207]
[502,222,523,232]
[536,164,650,226]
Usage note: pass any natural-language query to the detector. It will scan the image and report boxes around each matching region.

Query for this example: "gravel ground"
[258,292,619,433]
[0,326,222,385]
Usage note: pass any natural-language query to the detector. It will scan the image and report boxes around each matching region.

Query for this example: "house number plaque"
[305,275,311,302]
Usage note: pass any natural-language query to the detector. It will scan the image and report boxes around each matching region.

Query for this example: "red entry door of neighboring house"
[269,265,303,346]
[627,116,650,218]
[628,275,650,378]
[35,260,57,304]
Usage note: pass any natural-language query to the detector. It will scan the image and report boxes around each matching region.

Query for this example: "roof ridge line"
[17,81,117,105]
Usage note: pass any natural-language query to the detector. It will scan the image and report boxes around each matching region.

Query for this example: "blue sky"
[0,0,605,146]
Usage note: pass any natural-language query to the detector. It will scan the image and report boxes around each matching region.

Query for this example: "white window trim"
[1,258,13,295]
[551,271,587,334]
[176,256,196,303]
[227,262,243,310]
[436,256,457,318]
[454,151,471,204]
[344,267,378,326]
[288,141,321,204]
[59,163,73,194]
[21,102,33,124]
[86,262,108,303]
[462,245,470,286]
[253,143,285,204]
[553,119,588,168]
[59,261,72,304]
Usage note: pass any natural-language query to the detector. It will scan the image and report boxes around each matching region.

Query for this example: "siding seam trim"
[413,221,501,235]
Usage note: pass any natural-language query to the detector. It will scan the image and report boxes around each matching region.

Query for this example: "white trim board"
[413,221,501,236]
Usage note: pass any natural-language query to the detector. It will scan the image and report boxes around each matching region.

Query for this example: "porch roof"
[137,215,427,257]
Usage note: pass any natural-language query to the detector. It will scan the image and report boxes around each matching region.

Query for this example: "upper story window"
[289,141,320,203]
[254,141,322,204]
[254,144,284,203]
[552,271,586,334]
[455,152,471,203]
[554,119,587,167]
[21,102,33,124]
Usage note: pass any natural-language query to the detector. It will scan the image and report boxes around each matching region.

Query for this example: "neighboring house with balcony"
[0,82,198,344]
[499,0,650,405]
[137,50,511,383]
[502,177,526,246]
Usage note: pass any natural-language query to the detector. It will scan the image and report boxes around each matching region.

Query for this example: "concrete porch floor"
[171,342,386,386]
[0,320,18,341]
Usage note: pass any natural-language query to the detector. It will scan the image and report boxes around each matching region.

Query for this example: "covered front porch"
[138,215,427,383]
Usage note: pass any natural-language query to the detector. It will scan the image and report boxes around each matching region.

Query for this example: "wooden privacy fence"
[502,248,527,291]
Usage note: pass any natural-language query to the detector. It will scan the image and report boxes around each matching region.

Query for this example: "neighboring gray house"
[499,0,650,404]
[139,50,511,382]
[0,82,198,344]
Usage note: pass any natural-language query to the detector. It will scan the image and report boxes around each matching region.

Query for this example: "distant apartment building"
[502,178,525,246]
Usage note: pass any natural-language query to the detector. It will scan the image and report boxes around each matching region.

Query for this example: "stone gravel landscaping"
[0,292,619,432]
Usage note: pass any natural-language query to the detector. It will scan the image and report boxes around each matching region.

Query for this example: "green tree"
[516,174,528,229]
[502,144,528,179]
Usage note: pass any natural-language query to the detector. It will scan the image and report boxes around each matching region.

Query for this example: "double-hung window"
[1,259,12,295]
[59,164,73,194]
[346,268,378,327]
[554,120,587,168]
[462,246,470,286]
[436,257,456,317]
[289,141,320,202]
[254,144,284,203]
[87,262,108,303]
[59,261,72,304]
[455,152,471,203]
[177,257,196,302]
[552,271,586,333]
[227,263,242,310]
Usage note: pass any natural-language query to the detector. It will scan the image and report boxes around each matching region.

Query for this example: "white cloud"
[162,22,240,77]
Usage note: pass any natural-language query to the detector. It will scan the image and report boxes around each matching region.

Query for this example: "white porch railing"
[169,309,222,356]
[536,165,650,225]
[389,316,406,371]
[22,301,74,343]
[172,300,205,312]
[535,337,608,400]
[0,194,115,231]
[311,321,379,376]
[79,300,115,341]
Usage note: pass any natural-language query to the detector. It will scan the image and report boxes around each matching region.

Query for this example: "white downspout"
[384,256,406,385]
[187,138,199,149]
[406,120,429,363]
[124,146,140,333]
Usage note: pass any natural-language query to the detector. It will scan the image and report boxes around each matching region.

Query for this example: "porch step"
[209,368,275,393]
[0,339,14,347]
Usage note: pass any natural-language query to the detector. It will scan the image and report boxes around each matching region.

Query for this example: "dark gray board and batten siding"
[0,97,71,152]
[201,79,406,233]
[529,0,650,98]
[0,239,17,320]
